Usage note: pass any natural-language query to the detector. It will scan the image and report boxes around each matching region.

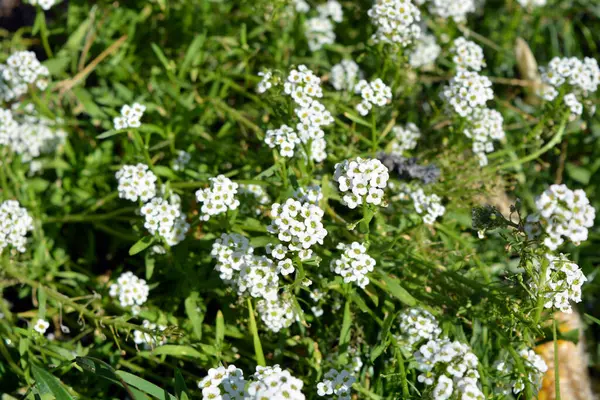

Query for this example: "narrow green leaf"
[151,345,207,361]
[174,368,188,399]
[339,299,352,346]
[247,299,266,366]
[151,43,174,72]
[129,236,154,256]
[370,312,397,362]
[179,34,206,78]
[37,288,47,319]
[97,130,124,139]
[376,273,417,306]
[31,364,74,400]
[215,310,225,349]
[184,293,204,340]
[115,371,177,400]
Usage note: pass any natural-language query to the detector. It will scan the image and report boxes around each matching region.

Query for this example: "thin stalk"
[39,10,53,58]
[43,207,137,224]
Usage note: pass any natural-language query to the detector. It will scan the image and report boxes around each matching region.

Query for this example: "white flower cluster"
[330,60,362,91]
[33,319,50,335]
[140,196,189,246]
[109,271,149,313]
[116,164,158,202]
[415,339,484,400]
[0,200,34,254]
[409,33,441,68]
[273,65,333,162]
[539,57,600,116]
[133,320,167,348]
[0,107,66,162]
[265,124,300,158]
[113,103,146,130]
[172,150,191,171]
[411,188,446,225]
[249,365,305,399]
[333,157,389,209]
[293,185,323,204]
[293,0,311,13]
[0,51,49,101]
[464,108,505,167]
[396,308,442,350]
[451,37,486,71]
[442,70,494,117]
[426,0,476,22]
[354,79,392,116]
[268,198,328,254]
[330,242,376,289]
[26,0,59,10]
[390,123,421,154]
[305,1,343,51]
[494,348,547,396]
[539,253,586,313]
[257,297,298,333]
[198,365,246,400]
[195,175,240,221]
[368,0,421,47]
[257,70,277,94]
[517,0,547,8]
[317,369,355,399]
[526,184,595,250]
[211,233,278,299]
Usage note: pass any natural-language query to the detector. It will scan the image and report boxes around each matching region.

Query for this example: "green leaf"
[37,288,47,319]
[153,166,179,180]
[151,43,174,72]
[339,299,352,346]
[97,130,125,139]
[247,299,266,367]
[174,368,188,399]
[31,364,74,400]
[151,345,207,361]
[376,273,417,306]
[179,34,206,79]
[566,163,591,185]
[184,292,204,340]
[115,371,177,400]
[370,312,397,362]
[215,310,225,349]
[129,236,155,256]
[75,357,146,400]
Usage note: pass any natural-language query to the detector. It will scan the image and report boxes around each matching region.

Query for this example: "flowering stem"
[533,257,549,325]
[553,317,562,400]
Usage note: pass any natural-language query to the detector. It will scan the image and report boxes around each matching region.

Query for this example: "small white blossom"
[451,37,486,71]
[113,103,145,130]
[494,347,547,395]
[0,200,34,254]
[368,0,421,47]
[268,197,328,252]
[333,157,389,209]
[265,124,301,158]
[116,164,158,202]
[390,123,421,155]
[256,298,298,333]
[409,34,441,68]
[196,175,240,221]
[409,188,445,225]
[316,368,355,399]
[133,320,167,348]
[354,79,392,116]
[442,70,494,117]
[140,196,189,246]
[26,0,59,10]
[396,308,442,350]
[198,365,247,400]
[0,51,49,101]
[317,0,343,23]
[428,0,476,22]
[330,60,362,91]
[539,253,586,313]
[464,108,505,167]
[109,271,150,311]
[33,319,50,335]
[331,242,376,288]
[172,150,191,171]
[248,365,305,399]
[305,17,336,51]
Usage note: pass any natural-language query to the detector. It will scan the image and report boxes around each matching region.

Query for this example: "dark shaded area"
[377,152,441,184]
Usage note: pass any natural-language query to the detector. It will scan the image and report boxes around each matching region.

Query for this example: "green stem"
[534,257,550,325]
[553,317,561,400]
[497,115,568,170]
[43,207,137,224]
[247,298,266,367]
[371,112,378,153]
[39,10,53,58]
[395,346,409,398]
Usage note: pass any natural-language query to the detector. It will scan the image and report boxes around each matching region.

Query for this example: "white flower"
[113,103,146,130]
[334,157,389,209]
[330,242,376,288]
[198,365,246,400]
[451,37,486,71]
[316,368,355,398]
[247,365,305,399]
[428,0,476,22]
[518,0,547,8]
[140,196,189,246]
[330,60,362,91]
[196,175,240,221]
[0,200,34,254]
[539,253,587,313]
[268,197,328,252]
[390,123,421,154]
[173,150,191,171]
[354,79,392,115]
[0,51,50,101]
[410,188,445,225]
[494,347,547,395]
[116,163,158,202]
[442,70,494,117]
[256,298,298,333]
[133,320,167,348]
[368,0,421,47]
[265,125,301,158]
[257,70,277,94]
[33,319,50,334]
[109,271,150,310]
[26,0,59,10]
[464,108,505,167]
[305,17,336,51]
[396,308,442,350]
[409,33,441,68]
[527,184,595,250]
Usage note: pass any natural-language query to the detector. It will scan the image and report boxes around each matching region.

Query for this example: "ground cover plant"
[1,0,600,398]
